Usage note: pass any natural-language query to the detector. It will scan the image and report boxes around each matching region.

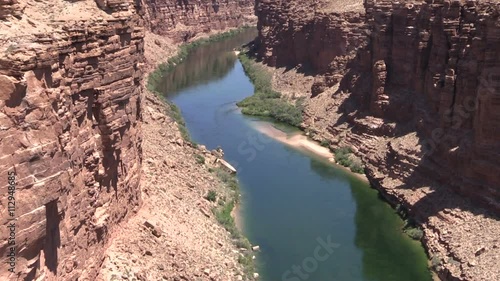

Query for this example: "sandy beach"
[252,122,369,182]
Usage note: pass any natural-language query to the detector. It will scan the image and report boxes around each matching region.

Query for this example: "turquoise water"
[156,29,432,281]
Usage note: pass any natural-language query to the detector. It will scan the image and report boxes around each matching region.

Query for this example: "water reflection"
[309,157,432,281]
[157,30,258,96]
[350,177,433,281]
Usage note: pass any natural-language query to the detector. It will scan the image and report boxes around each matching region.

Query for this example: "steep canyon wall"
[0,1,145,279]
[142,0,256,42]
[0,0,255,280]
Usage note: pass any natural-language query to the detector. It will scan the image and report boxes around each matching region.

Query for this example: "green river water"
[155,29,432,281]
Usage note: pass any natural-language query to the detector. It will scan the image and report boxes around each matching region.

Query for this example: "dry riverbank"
[98,30,254,281]
[252,122,369,183]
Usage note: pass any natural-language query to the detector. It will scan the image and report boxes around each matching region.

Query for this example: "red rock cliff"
[141,0,256,42]
[1,0,256,279]
[0,1,144,279]
[1,0,258,280]
[255,0,500,280]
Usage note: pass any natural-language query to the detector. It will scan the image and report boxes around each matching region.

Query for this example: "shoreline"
[231,201,244,232]
[246,50,500,281]
[249,118,443,281]
[142,27,258,280]
[252,121,369,183]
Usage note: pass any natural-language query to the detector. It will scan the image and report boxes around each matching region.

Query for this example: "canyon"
[254,0,500,280]
[1,0,499,280]
[0,0,254,280]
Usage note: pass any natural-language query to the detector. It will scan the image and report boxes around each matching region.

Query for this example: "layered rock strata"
[0,1,144,279]
[2,0,256,279]
[142,0,256,42]
[254,0,500,280]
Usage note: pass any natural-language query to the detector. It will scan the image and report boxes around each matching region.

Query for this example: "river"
[154,28,432,281]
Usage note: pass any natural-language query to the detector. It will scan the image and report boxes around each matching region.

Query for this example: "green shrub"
[350,162,364,174]
[214,199,238,238]
[159,99,194,143]
[235,238,252,250]
[218,198,225,206]
[211,170,254,277]
[237,53,304,127]
[214,168,239,192]
[334,147,364,174]
[431,255,441,269]
[237,251,256,279]
[403,218,424,240]
[194,154,205,165]
[238,254,253,267]
[405,227,424,240]
[334,146,352,159]
[320,139,330,147]
[206,190,217,202]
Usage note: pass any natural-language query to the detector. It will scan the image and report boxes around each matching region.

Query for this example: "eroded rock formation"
[141,0,256,42]
[254,0,500,280]
[0,1,144,279]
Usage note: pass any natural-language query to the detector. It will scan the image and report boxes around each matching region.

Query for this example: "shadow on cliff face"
[21,200,62,280]
[391,136,500,222]
[331,48,500,221]
[249,39,318,77]
[44,200,61,274]
[328,42,417,140]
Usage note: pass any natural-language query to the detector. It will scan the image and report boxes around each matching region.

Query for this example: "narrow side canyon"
[254,0,500,280]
